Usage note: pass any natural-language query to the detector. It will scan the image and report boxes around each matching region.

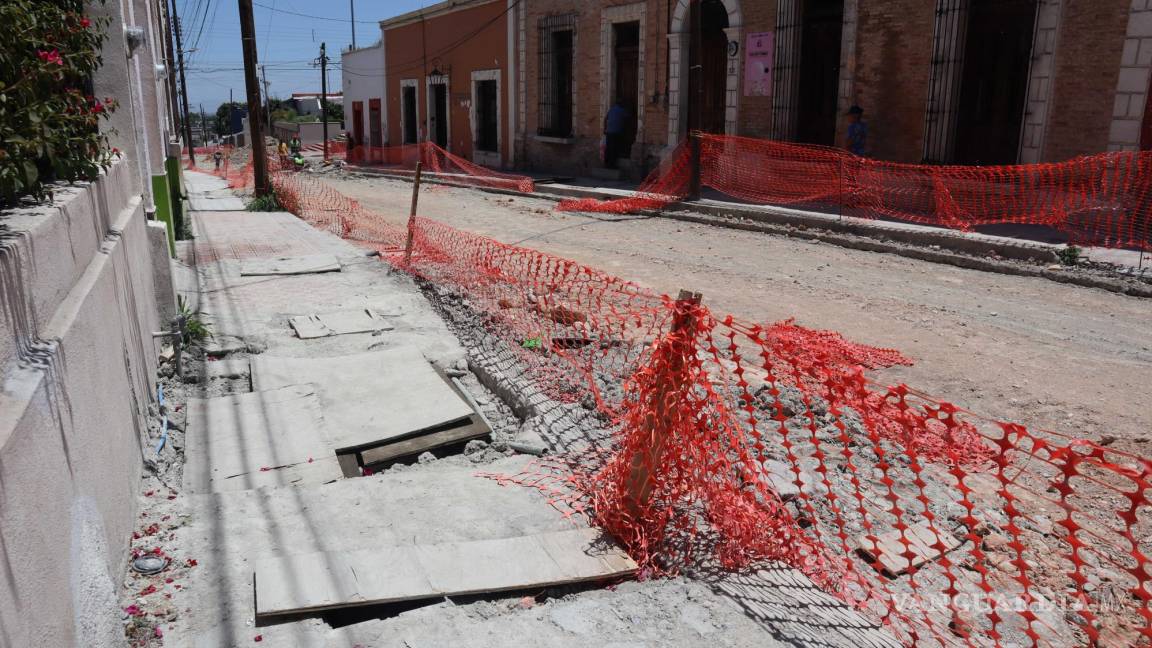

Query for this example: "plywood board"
[183,385,342,493]
[289,309,395,339]
[250,347,475,453]
[254,528,637,619]
[239,254,341,276]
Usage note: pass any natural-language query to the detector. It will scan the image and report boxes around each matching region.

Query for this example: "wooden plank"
[358,416,489,467]
[254,528,637,619]
[250,347,475,453]
[239,254,341,276]
[183,385,342,493]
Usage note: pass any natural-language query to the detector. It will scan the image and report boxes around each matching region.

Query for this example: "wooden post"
[403,162,424,265]
[688,132,702,201]
[624,289,702,517]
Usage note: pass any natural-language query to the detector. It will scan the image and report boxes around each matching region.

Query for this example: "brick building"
[513,0,1152,178]
[346,1,1152,176]
[342,0,516,167]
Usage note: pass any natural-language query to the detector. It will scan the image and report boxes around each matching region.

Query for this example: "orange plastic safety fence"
[240,159,1152,647]
[559,134,1152,251]
[345,142,535,193]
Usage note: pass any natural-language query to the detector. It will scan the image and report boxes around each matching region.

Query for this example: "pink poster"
[744,31,774,97]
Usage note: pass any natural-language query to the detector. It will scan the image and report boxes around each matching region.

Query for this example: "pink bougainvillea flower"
[91,101,105,114]
[37,50,63,65]
[81,17,91,28]
[153,626,164,638]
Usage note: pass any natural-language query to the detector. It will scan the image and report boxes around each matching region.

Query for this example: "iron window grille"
[538,14,576,138]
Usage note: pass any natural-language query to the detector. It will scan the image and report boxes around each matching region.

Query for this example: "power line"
[378,0,522,77]
[252,0,377,24]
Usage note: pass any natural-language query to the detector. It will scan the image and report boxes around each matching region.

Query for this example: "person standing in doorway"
[845,105,868,157]
[603,99,630,169]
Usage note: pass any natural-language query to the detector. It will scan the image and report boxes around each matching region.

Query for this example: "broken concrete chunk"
[509,418,550,456]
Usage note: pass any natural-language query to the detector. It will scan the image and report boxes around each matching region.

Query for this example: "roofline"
[379,0,499,30]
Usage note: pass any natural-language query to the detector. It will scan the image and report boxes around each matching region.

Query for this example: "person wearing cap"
[845,105,868,157]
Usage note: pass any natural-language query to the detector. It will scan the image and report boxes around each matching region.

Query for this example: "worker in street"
[213,148,223,171]
[603,99,629,170]
[845,105,868,157]
[289,134,302,156]
[292,151,306,172]
[278,139,289,167]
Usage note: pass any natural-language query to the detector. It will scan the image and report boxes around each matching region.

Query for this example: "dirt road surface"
[322,174,1152,451]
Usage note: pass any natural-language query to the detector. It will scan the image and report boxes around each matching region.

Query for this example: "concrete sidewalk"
[154,171,899,648]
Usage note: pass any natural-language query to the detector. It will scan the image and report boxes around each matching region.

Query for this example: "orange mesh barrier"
[221,160,1152,647]
[345,142,535,193]
[559,134,1152,251]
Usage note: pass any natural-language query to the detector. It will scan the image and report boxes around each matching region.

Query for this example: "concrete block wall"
[0,159,170,647]
[1107,0,1152,152]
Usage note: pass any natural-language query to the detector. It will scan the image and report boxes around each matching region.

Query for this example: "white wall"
[0,159,165,648]
[341,42,387,147]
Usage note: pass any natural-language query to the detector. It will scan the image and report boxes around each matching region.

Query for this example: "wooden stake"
[625,289,702,516]
[403,162,424,265]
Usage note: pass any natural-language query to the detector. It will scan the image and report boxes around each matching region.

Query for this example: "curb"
[345,167,1152,299]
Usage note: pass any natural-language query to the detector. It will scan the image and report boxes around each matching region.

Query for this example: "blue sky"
[180,0,428,109]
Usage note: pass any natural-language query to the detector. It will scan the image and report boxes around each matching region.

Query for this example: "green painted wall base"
[151,174,175,256]
[164,156,185,241]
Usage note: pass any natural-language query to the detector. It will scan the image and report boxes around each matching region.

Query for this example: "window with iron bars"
[538,14,576,138]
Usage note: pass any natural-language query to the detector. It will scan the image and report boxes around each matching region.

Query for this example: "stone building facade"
[511,0,1152,179]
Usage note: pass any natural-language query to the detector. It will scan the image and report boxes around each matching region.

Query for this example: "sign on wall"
[744,31,774,97]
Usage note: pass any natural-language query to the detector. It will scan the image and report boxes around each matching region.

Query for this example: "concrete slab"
[289,309,395,339]
[203,357,250,380]
[254,528,637,619]
[189,195,247,211]
[250,347,474,452]
[239,254,342,276]
[183,385,342,493]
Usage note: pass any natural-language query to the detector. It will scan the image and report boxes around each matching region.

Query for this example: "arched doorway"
[668,0,742,147]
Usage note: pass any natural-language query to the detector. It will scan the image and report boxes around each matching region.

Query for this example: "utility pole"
[318,42,330,161]
[200,103,207,145]
[228,88,233,145]
[239,0,270,196]
[350,0,357,49]
[161,0,181,135]
[170,0,195,165]
[260,64,271,128]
